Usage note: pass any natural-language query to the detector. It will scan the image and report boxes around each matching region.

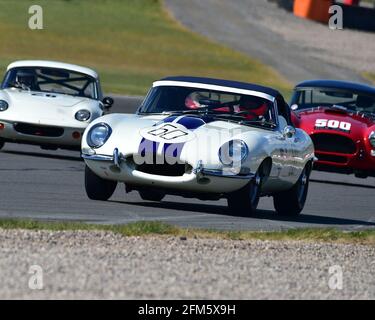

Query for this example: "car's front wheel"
[84,165,117,201]
[227,168,264,216]
[273,163,311,216]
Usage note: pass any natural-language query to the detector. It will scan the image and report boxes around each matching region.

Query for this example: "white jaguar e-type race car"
[82,77,315,216]
[0,60,113,150]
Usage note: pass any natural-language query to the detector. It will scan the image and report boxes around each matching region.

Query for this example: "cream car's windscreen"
[2,67,98,99]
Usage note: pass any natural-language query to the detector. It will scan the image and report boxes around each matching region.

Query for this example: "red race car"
[290,80,375,178]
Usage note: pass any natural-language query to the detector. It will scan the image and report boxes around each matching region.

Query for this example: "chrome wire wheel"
[273,163,312,216]
[249,171,262,207]
[227,164,265,216]
[297,168,308,205]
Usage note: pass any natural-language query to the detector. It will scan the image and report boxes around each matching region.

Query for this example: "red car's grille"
[315,153,348,164]
[311,133,356,155]
[14,123,64,137]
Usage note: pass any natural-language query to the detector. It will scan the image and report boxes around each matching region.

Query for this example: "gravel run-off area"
[1,229,374,299]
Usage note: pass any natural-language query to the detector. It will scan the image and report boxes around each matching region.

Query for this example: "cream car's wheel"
[273,164,311,216]
[139,189,165,202]
[227,168,263,216]
[84,165,117,201]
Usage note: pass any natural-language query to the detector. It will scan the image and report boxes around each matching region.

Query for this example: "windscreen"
[138,85,276,127]
[2,67,98,99]
[291,87,375,114]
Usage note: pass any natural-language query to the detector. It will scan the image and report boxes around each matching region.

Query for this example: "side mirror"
[102,96,114,109]
[283,125,296,139]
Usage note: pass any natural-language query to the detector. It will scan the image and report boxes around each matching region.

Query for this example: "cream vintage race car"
[82,77,315,216]
[0,60,113,150]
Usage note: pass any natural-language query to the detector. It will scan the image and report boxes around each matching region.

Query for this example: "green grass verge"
[1,219,375,245]
[0,0,291,97]
[362,0,375,6]
[363,72,375,85]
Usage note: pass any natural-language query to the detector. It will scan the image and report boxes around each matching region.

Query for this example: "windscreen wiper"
[329,105,348,112]
[163,108,220,116]
[241,119,277,128]
[357,110,375,119]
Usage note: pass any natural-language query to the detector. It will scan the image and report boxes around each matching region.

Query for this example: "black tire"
[0,139,5,150]
[139,189,165,202]
[227,168,264,216]
[84,165,117,201]
[273,164,311,216]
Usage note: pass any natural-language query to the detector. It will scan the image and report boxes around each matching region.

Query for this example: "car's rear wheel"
[84,165,117,201]
[227,165,265,216]
[0,139,5,150]
[273,163,311,216]
[139,189,165,202]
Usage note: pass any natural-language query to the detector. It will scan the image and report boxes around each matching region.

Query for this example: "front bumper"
[82,148,254,193]
[0,119,85,147]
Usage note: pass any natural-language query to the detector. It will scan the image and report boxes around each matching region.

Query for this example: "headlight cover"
[87,123,112,148]
[0,100,9,111]
[218,140,249,165]
[369,131,375,148]
[75,109,91,121]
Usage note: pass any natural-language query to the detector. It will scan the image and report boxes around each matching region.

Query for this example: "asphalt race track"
[0,97,374,231]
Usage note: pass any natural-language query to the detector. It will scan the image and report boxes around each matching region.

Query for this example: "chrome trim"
[81,153,114,161]
[369,131,375,147]
[113,148,121,168]
[199,169,254,179]
[194,160,254,180]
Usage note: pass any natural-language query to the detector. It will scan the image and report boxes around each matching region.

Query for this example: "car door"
[261,115,296,194]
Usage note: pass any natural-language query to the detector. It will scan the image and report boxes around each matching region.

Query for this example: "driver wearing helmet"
[237,96,268,120]
[184,92,268,120]
[185,92,207,110]
[15,70,38,90]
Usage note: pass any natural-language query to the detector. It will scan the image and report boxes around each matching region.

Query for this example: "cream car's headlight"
[75,109,91,121]
[87,123,112,148]
[369,131,375,148]
[218,140,249,165]
[0,100,9,111]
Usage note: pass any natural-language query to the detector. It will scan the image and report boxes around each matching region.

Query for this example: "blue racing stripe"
[176,116,206,130]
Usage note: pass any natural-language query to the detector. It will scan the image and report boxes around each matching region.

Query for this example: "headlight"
[218,140,249,165]
[0,100,8,111]
[369,131,375,148]
[87,123,112,148]
[75,109,91,121]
